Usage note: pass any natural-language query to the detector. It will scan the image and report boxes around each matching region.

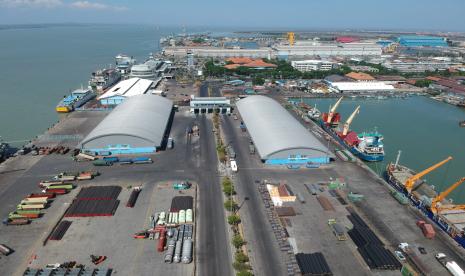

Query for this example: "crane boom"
[326,96,343,123]
[431,177,465,214]
[405,156,453,193]
[342,106,360,136]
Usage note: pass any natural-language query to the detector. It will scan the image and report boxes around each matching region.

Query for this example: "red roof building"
[224,58,277,69]
[336,36,360,43]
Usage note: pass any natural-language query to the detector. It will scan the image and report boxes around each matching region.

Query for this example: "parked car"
[395,251,406,262]
[418,247,427,255]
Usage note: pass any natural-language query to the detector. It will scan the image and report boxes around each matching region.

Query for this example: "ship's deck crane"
[326,96,343,124]
[342,106,360,136]
[405,156,453,193]
[431,177,465,214]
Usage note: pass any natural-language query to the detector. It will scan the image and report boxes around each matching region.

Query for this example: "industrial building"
[190,97,231,114]
[398,36,448,47]
[163,42,382,59]
[163,46,273,59]
[236,96,333,165]
[274,42,382,59]
[98,78,155,105]
[327,82,395,93]
[80,94,173,155]
[291,60,335,72]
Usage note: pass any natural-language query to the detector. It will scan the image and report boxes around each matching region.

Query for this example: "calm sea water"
[0,24,184,146]
[296,96,465,202]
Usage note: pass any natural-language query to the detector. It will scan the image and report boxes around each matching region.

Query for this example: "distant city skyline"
[1,0,465,32]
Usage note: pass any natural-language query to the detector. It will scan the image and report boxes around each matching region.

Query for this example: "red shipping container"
[28,193,56,199]
[45,188,67,195]
[421,223,435,239]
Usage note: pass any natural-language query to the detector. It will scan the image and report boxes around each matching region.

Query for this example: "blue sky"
[1,0,465,31]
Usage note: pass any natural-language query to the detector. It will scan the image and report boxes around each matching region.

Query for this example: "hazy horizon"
[1,0,465,32]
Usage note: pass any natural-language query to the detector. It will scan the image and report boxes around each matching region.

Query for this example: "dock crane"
[431,177,465,214]
[326,96,343,124]
[341,106,360,136]
[287,32,295,46]
[405,156,453,193]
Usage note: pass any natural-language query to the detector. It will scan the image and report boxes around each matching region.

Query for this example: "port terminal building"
[291,60,335,72]
[190,97,232,114]
[236,95,333,165]
[98,77,156,106]
[397,36,448,47]
[79,94,173,155]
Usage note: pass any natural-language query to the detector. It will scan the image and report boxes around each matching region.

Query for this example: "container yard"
[1,66,465,276]
[0,106,227,276]
[220,107,465,276]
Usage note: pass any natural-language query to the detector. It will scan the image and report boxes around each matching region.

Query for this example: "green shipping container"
[47,184,74,190]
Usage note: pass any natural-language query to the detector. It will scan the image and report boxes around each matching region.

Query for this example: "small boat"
[56,87,95,113]
[459,120,465,127]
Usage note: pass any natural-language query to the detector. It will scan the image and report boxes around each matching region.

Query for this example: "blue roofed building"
[398,36,448,47]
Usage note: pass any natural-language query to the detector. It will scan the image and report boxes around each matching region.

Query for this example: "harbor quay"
[2,30,465,276]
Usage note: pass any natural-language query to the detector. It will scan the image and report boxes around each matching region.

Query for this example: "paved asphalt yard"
[221,112,464,276]
[0,109,233,276]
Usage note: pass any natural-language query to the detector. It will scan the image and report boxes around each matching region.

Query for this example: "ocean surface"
[296,96,465,202]
[0,24,185,146]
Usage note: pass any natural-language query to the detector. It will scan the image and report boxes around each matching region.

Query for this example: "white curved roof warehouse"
[236,96,333,164]
[80,94,173,154]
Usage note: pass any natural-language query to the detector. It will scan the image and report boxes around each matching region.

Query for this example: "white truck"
[230,160,238,172]
[436,253,465,276]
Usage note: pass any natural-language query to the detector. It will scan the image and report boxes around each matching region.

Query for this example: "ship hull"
[385,164,465,249]
[319,120,384,162]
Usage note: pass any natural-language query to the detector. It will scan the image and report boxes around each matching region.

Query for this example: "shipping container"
[28,193,55,199]
[17,203,45,210]
[39,180,64,188]
[9,212,39,219]
[16,210,41,216]
[44,188,67,195]
[21,197,49,204]
[43,184,73,190]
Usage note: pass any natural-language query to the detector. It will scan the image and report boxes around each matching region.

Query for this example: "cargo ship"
[386,152,465,249]
[56,87,96,113]
[88,68,121,93]
[319,97,385,162]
